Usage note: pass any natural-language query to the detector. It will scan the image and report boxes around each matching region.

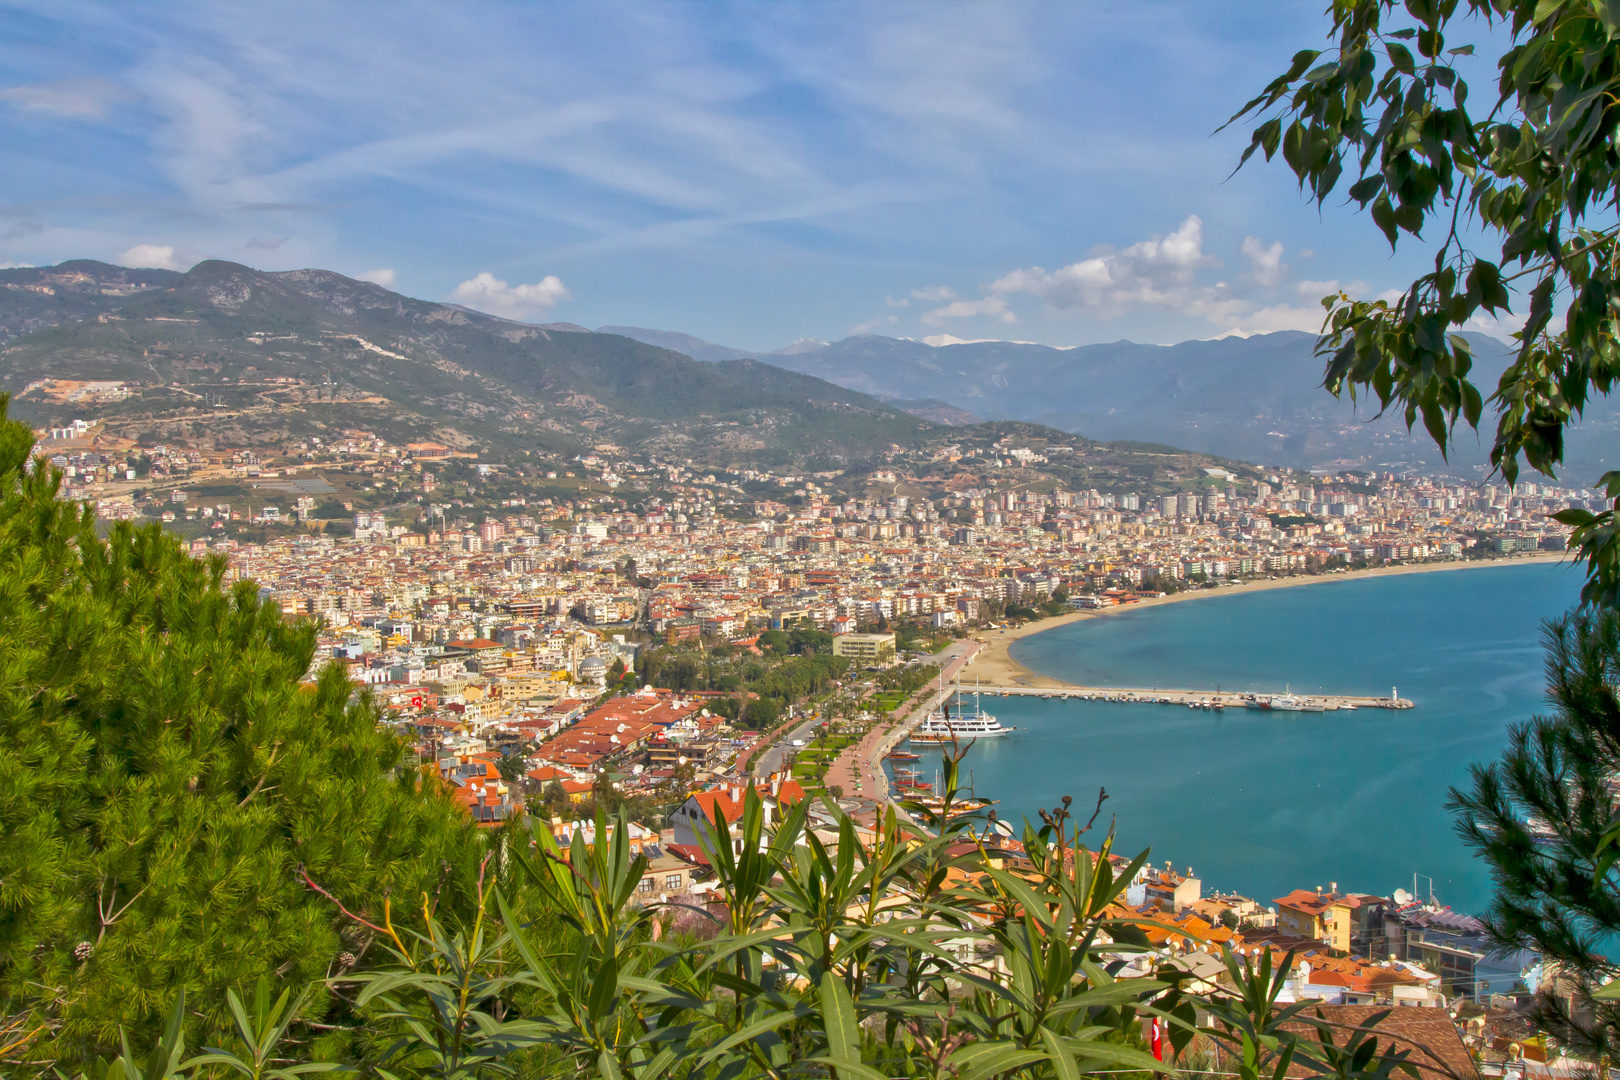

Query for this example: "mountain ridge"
[584,323,1619,479]
[0,260,937,467]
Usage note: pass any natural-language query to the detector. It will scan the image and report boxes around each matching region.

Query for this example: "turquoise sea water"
[943,562,1584,914]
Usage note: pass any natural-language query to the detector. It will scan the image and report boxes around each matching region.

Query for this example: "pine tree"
[1450,607,1620,1057]
[0,398,490,1060]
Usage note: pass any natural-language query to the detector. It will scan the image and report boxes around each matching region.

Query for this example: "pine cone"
[337,951,357,968]
[73,941,94,963]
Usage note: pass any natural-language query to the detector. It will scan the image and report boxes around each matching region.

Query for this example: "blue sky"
[0,2,1489,350]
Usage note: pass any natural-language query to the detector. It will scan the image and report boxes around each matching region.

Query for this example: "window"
[638,878,656,893]
[665,874,684,890]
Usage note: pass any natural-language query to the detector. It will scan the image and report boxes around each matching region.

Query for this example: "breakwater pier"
[948,683,1412,712]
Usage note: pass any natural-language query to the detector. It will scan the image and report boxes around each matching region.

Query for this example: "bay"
[943,562,1584,915]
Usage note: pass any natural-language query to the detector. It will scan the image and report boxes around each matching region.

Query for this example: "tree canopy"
[1234,0,1620,605]
[1450,607,1620,1057]
[0,397,489,1059]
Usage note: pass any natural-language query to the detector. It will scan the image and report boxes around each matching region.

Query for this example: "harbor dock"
[948,684,1412,711]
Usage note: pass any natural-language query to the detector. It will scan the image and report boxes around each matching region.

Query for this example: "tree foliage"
[45,765,1424,1080]
[1449,606,1620,1057]
[1234,0,1620,604]
[0,397,489,1060]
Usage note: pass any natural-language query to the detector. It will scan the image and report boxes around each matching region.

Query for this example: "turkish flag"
[1150,1017,1163,1062]
[411,696,423,707]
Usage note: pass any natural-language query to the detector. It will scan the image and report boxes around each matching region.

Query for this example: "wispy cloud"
[0,2,1403,347]
[921,296,1014,325]
[0,78,132,119]
[358,268,397,288]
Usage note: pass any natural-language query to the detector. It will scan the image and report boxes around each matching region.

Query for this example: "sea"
[933,561,1585,915]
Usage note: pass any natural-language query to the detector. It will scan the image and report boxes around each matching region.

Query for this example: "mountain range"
[7,259,1610,485]
[0,261,934,468]
[599,325,1618,483]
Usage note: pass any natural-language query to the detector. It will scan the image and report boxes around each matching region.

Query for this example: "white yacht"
[910,692,1012,741]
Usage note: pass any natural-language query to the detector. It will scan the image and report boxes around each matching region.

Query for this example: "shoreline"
[966,553,1575,689]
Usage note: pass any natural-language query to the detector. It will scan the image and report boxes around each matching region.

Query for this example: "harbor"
[944,683,1414,712]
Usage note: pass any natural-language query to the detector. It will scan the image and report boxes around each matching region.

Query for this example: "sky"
[0,1,1502,351]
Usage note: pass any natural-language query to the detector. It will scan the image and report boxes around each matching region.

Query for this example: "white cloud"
[989,215,1217,313]
[1240,236,1285,287]
[118,244,190,270]
[1297,278,1347,298]
[1211,305,1327,338]
[1213,281,1396,338]
[911,285,956,301]
[921,296,1014,325]
[451,271,570,317]
[886,296,910,307]
[0,261,34,270]
[358,268,397,288]
[0,78,131,119]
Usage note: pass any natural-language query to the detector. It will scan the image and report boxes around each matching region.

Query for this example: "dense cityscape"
[26,421,1576,1032]
[10,4,1620,1077]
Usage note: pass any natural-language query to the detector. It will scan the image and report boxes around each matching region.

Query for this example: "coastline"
[967,553,1574,688]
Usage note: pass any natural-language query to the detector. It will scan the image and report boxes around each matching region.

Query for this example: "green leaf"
[950,1044,1048,1080]
[1041,1027,1081,1080]
[1370,192,1398,247]
[1596,0,1620,38]
[695,1008,805,1069]
[1462,379,1483,429]
[588,952,620,1021]
[820,971,860,1067]
[1347,176,1383,205]
[803,1058,889,1080]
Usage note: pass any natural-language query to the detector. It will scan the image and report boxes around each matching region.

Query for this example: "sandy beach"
[966,553,1575,688]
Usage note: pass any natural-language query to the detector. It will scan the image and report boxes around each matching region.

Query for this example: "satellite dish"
[1393,888,1412,905]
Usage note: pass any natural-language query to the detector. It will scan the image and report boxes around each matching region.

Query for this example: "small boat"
[1267,685,1307,712]
[907,793,997,815]
[886,751,920,762]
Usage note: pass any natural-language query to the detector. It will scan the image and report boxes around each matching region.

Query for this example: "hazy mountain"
[0,261,931,466]
[596,325,756,363]
[885,398,984,426]
[773,338,830,356]
[758,331,1619,482]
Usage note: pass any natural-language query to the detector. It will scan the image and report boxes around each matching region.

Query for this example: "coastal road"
[749,712,824,779]
[825,640,982,803]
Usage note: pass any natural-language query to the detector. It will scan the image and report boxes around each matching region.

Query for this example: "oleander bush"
[21,758,1424,1080]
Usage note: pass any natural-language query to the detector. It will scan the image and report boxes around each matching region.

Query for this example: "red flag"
[411,695,423,707]
[1150,1017,1163,1062]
